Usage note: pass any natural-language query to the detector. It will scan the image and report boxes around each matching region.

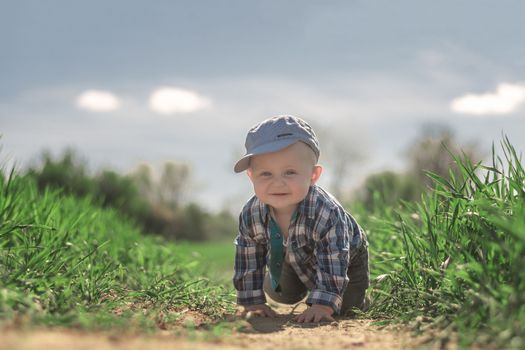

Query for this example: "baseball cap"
[234,115,320,173]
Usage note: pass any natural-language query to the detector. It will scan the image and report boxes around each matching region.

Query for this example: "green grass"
[357,136,525,349]
[176,240,235,284]
[2,136,524,349]
[0,169,235,331]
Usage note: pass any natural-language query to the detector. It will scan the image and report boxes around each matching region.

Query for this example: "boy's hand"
[242,304,277,318]
[293,304,335,323]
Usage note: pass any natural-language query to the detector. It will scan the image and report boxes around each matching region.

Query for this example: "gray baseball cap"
[234,115,320,173]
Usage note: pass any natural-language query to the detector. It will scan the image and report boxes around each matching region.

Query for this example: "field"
[1,137,524,349]
[176,240,235,284]
[0,171,234,332]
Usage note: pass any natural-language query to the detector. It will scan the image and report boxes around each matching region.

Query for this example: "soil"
[0,302,435,350]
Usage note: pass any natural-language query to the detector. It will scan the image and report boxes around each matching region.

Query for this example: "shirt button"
[276,262,281,267]
[276,234,281,239]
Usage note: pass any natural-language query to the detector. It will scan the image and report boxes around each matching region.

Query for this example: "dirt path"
[0,303,429,350]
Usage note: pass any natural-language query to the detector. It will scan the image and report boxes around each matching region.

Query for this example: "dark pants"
[263,245,369,316]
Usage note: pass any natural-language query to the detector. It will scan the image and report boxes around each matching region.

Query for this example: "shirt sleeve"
[306,209,350,313]
[232,210,268,306]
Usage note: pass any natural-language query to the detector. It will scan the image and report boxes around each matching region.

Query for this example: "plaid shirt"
[233,185,366,313]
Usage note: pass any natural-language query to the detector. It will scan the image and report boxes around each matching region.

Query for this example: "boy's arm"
[232,212,268,306]
[306,209,350,314]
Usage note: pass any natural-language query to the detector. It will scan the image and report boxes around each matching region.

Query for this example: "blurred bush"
[26,148,94,197]
[355,126,482,210]
[25,148,236,241]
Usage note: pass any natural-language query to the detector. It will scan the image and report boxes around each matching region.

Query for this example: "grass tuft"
[0,170,235,331]
[357,136,525,348]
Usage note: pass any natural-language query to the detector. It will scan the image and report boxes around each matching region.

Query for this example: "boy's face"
[247,142,322,215]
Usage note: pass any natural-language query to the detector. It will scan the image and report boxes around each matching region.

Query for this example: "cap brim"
[233,139,300,173]
[233,155,251,173]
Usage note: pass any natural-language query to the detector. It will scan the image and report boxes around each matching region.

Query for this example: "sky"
[2,1,525,213]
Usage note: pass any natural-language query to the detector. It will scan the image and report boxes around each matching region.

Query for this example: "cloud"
[450,83,525,116]
[76,90,121,112]
[149,87,211,115]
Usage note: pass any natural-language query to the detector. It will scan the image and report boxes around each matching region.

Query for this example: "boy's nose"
[272,176,287,186]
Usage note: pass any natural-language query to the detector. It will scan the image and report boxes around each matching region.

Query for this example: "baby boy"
[233,115,369,323]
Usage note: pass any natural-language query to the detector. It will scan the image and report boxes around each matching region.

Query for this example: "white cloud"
[450,83,525,116]
[149,87,211,115]
[76,90,120,112]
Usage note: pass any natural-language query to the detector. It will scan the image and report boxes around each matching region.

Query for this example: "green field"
[176,240,235,284]
[0,170,235,331]
[1,137,524,348]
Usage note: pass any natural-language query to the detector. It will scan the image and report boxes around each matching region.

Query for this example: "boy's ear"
[310,165,323,185]
[246,168,253,180]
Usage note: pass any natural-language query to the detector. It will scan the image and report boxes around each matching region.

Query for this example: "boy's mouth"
[271,193,290,196]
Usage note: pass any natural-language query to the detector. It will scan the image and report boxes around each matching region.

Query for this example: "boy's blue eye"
[260,172,272,177]
[285,170,297,176]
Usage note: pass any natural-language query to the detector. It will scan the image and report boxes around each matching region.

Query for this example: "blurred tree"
[328,135,365,199]
[158,161,190,209]
[26,148,93,196]
[205,209,238,240]
[172,203,209,241]
[356,125,483,210]
[130,161,191,209]
[94,170,149,221]
[25,149,236,242]
[130,160,236,240]
[359,170,418,210]
[131,163,155,204]
[405,124,481,192]
[315,124,367,200]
